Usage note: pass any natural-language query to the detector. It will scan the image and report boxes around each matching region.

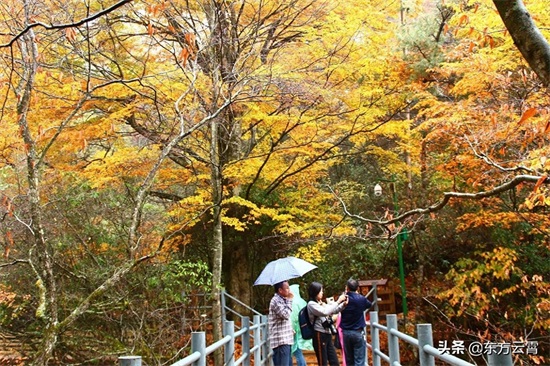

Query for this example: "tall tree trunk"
[210,114,224,366]
[493,0,550,85]
[15,22,59,365]
[224,238,252,313]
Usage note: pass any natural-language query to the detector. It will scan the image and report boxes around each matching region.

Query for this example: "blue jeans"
[343,329,366,366]
[293,348,306,366]
[273,344,292,366]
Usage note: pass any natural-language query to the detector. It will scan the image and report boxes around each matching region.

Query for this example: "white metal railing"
[170,315,270,366]
[117,292,515,366]
[167,290,271,366]
[366,312,512,366]
[118,291,271,366]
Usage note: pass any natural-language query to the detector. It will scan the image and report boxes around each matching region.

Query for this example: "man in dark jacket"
[339,279,372,366]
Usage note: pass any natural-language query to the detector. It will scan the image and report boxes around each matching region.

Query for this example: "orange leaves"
[533,175,548,191]
[458,14,469,26]
[517,107,538,126]
[179,48,190,66]
[514,107,550,139]
[462,29,496,52]
[4,231,13,258]
[146,2,168,17]
[510,108,550,145]
[184,32,196,46]
[437,246,523,323]
[2,196,13,217]
[178,33,197,67]
[65,27,77,42]
[146,2,170,36]
[484,35,495,49]
[523,176,550,210]
[0,284,17,306]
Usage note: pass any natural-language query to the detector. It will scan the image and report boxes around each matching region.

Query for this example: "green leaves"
[153,260,213,302]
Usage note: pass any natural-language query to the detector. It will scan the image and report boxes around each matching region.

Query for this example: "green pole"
[391,177,408,318]
[396,232,408,318]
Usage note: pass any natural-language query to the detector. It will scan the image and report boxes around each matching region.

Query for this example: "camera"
[322,317,338,335]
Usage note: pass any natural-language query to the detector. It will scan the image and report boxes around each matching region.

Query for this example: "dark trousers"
[312,330,339,366]
[272,344,292,366]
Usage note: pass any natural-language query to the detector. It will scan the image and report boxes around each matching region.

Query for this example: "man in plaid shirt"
[268,280,294,366]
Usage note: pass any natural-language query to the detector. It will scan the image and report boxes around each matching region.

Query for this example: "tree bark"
[209,112,224,365]
[14,18,58,364]
[493,0,550,85]
[224,237,252,312]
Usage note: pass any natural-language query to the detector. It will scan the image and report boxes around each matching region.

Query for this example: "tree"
[0,0,229,362]
[493,0,550,85]
[125,0,413,313]
[333,1,550,234]
[1,0,547,363]
[334,1,550,363]
[0,0,415,362]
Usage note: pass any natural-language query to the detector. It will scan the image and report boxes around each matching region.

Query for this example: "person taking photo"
[307,282,348,366]
[339,279,372,366]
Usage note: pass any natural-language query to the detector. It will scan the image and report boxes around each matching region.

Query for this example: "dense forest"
[0,0,548,365]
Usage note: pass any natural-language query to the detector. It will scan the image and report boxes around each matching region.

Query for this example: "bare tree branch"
[0,259,30,267]
[332,174,550,226]
[0,0,134,49]
[465,137,537,174]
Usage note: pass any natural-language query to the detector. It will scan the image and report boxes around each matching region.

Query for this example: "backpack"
[298,305,315,340]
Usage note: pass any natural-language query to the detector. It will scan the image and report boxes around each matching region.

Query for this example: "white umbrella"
[253,257,317,286]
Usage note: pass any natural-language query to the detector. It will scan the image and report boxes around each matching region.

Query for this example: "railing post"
[221,289,227,333]
[192,331,206,366]
[242,316,251,366]
[417,324,435,366]
[253,315,262,364]
[118,356,141,366]
[225,320,235,366]
[387,314,400,365]
[363,326,369,366]
[370,311,381,366]
[488,351,513,366]
[261,315,271,366]
[373,284,379,313]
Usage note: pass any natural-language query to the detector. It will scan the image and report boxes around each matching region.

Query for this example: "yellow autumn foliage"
[82,144,159,189]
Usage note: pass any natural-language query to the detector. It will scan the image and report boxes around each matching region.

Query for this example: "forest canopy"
[0,0,548,365]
